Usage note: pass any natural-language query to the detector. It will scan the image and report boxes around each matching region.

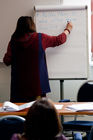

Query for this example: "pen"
[67,19,71,23]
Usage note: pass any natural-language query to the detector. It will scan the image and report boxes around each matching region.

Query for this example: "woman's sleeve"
[11,134,19,140]
[57,134,68,140]
[3,42,12,66]
[41,32,67,50]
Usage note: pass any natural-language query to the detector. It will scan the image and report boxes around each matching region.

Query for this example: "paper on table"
[18,101,35,110]
[0,101,35,112]
[54,104,63,110]
[3,101,19,111]
[0,101,63,112]
[67,103,93,112]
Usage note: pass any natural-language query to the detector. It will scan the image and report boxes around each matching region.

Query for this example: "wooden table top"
[0,102,93,117]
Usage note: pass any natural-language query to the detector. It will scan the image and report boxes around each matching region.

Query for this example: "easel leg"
[60,80,64,123]
[60,80,64,100]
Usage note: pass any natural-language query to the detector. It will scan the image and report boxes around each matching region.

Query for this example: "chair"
[0,115,82,140]
[62,80,93,139]
[0,115,25,140]
[88,127,93,140]
[74,132,82,140]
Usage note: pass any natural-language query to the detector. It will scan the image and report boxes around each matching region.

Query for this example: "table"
[0,102,93,117]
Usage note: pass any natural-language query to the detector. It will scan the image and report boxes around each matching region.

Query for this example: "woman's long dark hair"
[24,98,62,140]
[12,16,36,38]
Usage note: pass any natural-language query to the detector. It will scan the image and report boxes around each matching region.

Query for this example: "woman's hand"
[66,22,73,32]
[64,22,73,35]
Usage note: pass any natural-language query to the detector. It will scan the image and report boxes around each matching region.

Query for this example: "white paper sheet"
[0,101,35,112]
[67,103,93,112]
[54,104,63,110]
[0,101,63,112]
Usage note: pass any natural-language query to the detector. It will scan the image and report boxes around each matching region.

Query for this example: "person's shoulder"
[57,134,68,140]
[11,133,27,140]
[11,134,20,140]
[29,32,39,39]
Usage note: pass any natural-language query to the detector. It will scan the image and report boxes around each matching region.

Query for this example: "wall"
[0,0,60,62]
[0,0,61,102]
[0,0,92,102]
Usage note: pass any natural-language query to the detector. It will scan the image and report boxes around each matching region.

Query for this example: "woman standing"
[3,16,73,102]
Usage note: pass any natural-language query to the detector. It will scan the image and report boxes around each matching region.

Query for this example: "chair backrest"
[77,80,93,102]
[0,115,25,140]
[88,127,93,140]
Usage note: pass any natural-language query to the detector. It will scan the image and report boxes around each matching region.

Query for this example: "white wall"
[0,0,61,62]
[0,0,92,102]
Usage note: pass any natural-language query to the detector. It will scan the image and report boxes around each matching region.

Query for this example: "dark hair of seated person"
[23,98,62,140]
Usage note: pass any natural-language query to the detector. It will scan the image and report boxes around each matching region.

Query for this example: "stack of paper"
[0,101,63,112]
[0,101,35,112]
[67,103,93,112]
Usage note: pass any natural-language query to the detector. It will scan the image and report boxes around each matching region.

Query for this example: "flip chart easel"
[34,5,89,99]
